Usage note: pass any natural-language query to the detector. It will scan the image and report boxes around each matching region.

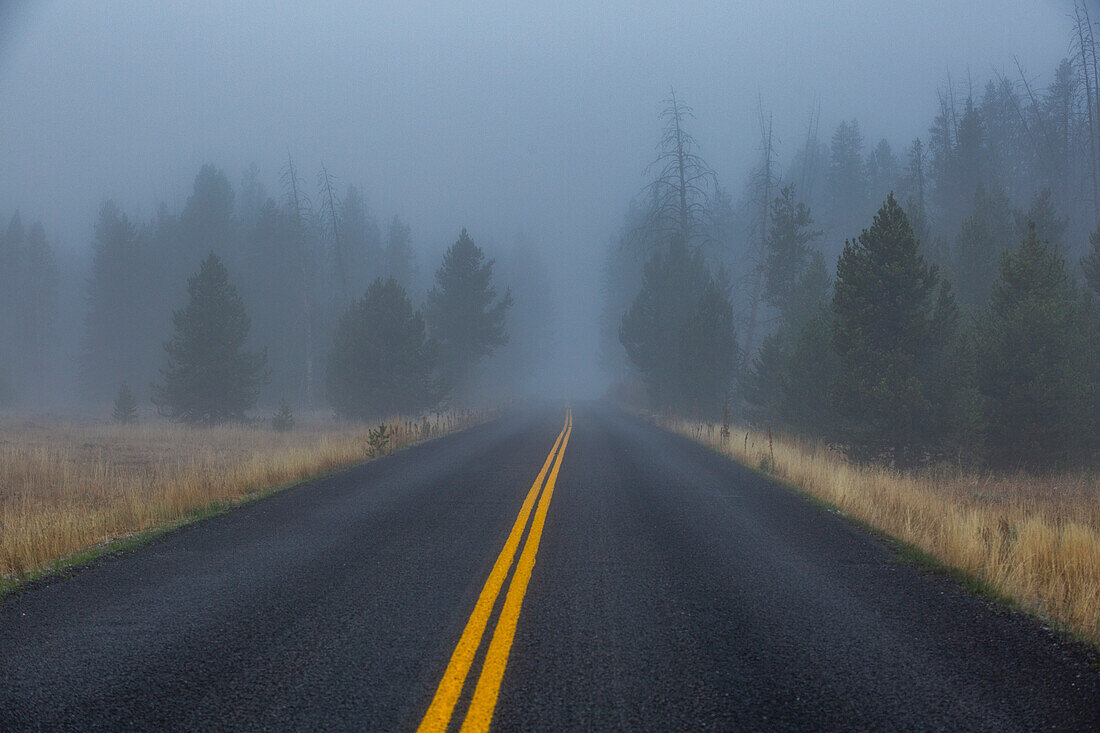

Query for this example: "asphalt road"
[2,405,1098,731]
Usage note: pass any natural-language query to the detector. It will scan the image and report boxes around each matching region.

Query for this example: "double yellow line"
[418,409,573,733]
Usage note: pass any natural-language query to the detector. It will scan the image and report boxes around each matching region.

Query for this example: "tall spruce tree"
[152,252,267,424]
[82,201,146,399]
[426,229,512,396]
[620,236,736,414]
[976,224,1093,468]
[384,215,417,291]
[327,278,438,418]
[952,183,1013,312]
[831,193,958,463]
[763,185,821,310]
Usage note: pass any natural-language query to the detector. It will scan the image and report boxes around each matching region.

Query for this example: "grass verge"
[0,410,489,597]
[662,417,1100,646]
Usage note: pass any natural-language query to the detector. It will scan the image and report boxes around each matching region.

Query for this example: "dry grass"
[664,418,1100,645]
[0,410,487,586]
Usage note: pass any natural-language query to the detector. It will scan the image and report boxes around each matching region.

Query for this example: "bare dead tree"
[741,98,778,366]
[281,153,316,406]
[637,89,717,252]
[317,162,349,303]
[797,98,821,204]
[1074,0,1100,224]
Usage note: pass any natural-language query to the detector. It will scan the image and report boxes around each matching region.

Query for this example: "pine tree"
[620,236,734,414]
[679,277,738,413]
[82,201,146,400]
[328,278,438,418]
[152,252,267,424]
[831,193,958,463]
[782,312,838,437]
[112,383,138,424]
[426,229,512,396]
[952,183,1013,312]
[976,224,1093,468]
[762,185,821,310]
[1013,188,1068,251]
[1081,227,1100,296]
[743,332,787,426]
[826,120,868,236]
[271,399,295,432]
[384,215,417,291]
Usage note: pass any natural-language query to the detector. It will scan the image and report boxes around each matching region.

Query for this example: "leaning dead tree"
[741,98,778,365]
[317,162,349,303]
[281,153,316,405]
[1074,0,1100,225]
[637,89,717,253]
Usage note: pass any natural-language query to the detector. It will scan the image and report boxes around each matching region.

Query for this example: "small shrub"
[367,423,392,457]
[271,399,295,432]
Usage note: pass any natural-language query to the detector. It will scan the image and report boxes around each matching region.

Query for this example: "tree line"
[0,159,543,422]
[610,11,1100,470]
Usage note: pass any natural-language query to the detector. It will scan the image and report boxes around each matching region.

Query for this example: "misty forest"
[3,5,1100,472]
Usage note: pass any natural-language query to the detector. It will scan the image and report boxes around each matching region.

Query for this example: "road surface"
[2,405,1098,730]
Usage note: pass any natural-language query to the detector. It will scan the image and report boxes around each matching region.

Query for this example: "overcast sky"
[0,0,1076,388]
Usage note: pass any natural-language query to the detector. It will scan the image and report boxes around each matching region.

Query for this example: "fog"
[0,1,1081,415]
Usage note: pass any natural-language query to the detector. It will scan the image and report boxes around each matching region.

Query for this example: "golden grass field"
[0,410,486,588]
[665,418,1100,646]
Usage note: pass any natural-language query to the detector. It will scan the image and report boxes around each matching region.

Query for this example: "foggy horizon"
[0,0,1081,402]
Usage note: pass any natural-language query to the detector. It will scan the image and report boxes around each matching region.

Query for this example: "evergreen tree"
[112,383,138,424]
[152,252,267,424]
[327,278,438,418]
[762,185,821,310]
[782,312,838,437]
[178,165,236,275]
[831,193,958,463]
[1081,226,1100,296]
[1013,188,1067,251]
[271,399,295,432]
[826,120,868,237]
[620,236,735,413]
[745,251,832,430]
[340,185,381,289]
[866,138,901,206]
[952,183,1013,312]
[898,138,931,245]
[975,224,1093,468]
[82,202,146,399]
[426,229,512,395]
[384,215,417,291]
[679,277,738,412]
[742,332,786,426]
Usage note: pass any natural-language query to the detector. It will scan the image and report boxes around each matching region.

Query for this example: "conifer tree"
[951,183,1014,312]
[976,224,1093,468]
[620,236,735,414]
[831,193,958,463]
[328,278,438,418]
[271,399,295,432]
[1081,227,1100,296]
[763,185,821,310]
[112,383,137,424]
[152,252,267,424]
[426,229,512,395]
[384,215,417,291]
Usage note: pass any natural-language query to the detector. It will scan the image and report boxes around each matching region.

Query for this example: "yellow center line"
[417,410,570,733]
[459,410,571,732]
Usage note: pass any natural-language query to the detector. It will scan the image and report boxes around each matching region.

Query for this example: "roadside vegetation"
[0,410,486,591]
[664,418,1100,646]
[605,13,1100,647]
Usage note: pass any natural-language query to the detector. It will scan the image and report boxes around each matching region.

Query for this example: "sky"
[0,0,1077,391]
